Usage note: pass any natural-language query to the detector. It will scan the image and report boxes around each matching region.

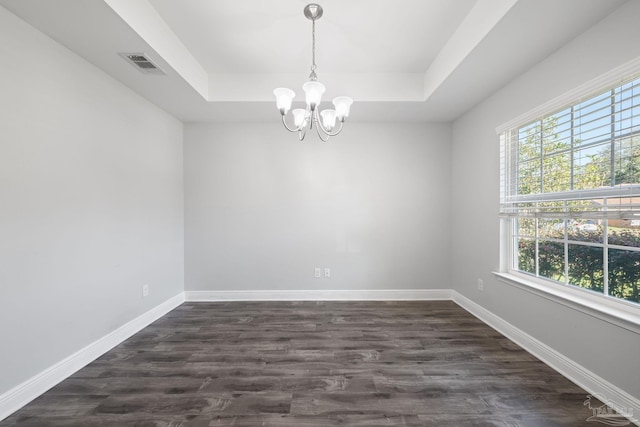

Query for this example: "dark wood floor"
[1,301,603,426]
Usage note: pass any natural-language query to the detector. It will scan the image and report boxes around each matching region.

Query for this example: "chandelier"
[273,4,353,142]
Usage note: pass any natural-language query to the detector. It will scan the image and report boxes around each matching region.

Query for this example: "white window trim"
[496,56,640,335]
[494,271,640,335]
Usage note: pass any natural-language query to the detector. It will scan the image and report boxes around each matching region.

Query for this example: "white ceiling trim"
[104,0,520,104]
[210,73,426,102]
[423,0,518,100]
[103,0,208,99]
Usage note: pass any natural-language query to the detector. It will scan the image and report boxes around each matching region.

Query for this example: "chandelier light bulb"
[273,88,295,115]
[332,96,353,121]
[292,109,308,128]
[320,109,337,131]
[302,81,325,111]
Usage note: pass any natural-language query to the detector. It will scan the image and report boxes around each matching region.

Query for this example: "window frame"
[497,58,640,332]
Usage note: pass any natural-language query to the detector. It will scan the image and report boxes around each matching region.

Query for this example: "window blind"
[500,76,640,221]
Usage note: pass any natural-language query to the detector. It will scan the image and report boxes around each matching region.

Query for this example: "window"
[500,76,640,306]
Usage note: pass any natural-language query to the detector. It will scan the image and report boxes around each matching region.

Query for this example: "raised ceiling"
[148,0,477,74]
[0,0,628,122]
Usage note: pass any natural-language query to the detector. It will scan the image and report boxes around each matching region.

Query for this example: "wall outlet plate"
[142,284,149,297]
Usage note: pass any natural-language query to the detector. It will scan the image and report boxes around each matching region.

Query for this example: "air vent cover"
[119,53,166,75]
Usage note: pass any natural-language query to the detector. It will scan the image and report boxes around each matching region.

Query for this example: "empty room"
[1,0,639,425]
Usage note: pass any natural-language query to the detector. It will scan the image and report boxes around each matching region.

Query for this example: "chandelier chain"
[311,18,317,72]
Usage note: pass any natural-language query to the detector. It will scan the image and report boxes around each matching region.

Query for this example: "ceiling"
[0,0,628,123]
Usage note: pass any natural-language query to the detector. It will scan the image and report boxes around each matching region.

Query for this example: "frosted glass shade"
[292,108,308,129]
[320,109,337,131]
[273,88,295,115]
[302,81,325,110]
[332,96,353,121]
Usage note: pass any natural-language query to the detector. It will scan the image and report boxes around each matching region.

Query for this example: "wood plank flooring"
[1,301,604,426]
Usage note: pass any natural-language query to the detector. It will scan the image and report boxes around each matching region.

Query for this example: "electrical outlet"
[314,267,321,278]
[477,279,484,291]
[142,284,149,297]
[324,268,331,278]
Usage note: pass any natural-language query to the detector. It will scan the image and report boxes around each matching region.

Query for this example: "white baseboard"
[0,292,185,422]
[185,288,452,302]
[452,290,639,426]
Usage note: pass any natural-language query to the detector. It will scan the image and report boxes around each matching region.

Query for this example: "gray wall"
[184,122,451,291]
[451,0,640,399]
[0,7,184,395]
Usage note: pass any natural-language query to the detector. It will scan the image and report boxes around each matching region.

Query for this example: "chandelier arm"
[281,114,301,133]
[308,108,317,129]
[298,128,307,141]
[314,122,330,142]
[328,121,345,136]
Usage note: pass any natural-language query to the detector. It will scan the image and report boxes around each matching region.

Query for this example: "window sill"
[493,272,640,335]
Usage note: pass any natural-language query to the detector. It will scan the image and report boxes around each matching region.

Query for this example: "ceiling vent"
[119,53,166,75]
